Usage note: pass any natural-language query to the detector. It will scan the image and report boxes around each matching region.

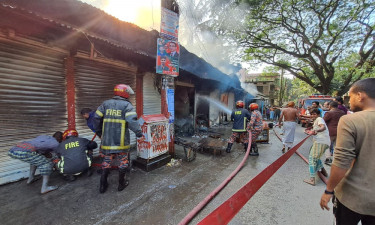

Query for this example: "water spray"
[197,95,232,114]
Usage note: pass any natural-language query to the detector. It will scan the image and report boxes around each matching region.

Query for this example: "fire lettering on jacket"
[65,141,80,149]
[106,109,122,117]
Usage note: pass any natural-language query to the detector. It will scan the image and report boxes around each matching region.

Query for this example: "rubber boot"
[252,143,259,156]
[63,174,76,182]
[250,143,259,156]
[27,165,37,184]
[118,169,129,192]
[243,143,249,152]
[99,169,110,194]
[226,143,233,153]
[41,175,58,194]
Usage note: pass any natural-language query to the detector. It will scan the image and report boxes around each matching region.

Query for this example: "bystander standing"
[320,78,375,224]
[303,108,329,186]
[334,96,348,114]
[278,101,299,153]
[322,101,345,165]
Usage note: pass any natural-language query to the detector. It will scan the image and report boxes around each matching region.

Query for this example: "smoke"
[239,82,258,97]
[177,0,247,76]
[176,0,260,96]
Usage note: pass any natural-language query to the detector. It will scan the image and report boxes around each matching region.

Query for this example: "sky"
[79,0,161,30]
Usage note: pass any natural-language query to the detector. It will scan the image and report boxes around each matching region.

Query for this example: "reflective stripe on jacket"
[93,96,142,154]
[55,136,97,174]
[231,108,251,132]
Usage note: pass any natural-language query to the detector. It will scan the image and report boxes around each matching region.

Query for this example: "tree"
[289,78,316,101]
[205,0,375,95]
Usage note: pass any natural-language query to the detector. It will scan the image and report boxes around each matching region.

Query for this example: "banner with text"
[156,38,179,76]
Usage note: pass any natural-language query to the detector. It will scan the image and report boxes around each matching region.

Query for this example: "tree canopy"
[195,0,375,95]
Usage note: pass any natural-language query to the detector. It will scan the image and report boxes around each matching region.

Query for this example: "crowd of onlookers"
[269,78,375,224]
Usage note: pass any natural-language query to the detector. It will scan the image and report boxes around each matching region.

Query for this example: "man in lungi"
[8,132,63,194]
[304,108,330,186]
[278,101,299,152]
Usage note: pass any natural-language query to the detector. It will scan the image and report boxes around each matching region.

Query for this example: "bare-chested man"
[278,101,299,152]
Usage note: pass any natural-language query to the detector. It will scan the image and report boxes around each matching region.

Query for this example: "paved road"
[0,124,334,225]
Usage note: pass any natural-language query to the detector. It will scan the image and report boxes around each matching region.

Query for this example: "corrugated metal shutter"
[143,73,161,115]
[0,40,66,184]
[74,57,137,151]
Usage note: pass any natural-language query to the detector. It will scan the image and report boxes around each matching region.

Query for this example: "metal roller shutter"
[143,73,161,115]
[74,57,137,151]
[0,40,66,184]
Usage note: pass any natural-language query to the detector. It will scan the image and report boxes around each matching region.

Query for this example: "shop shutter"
[74,57,137,152]
[143,73,161,115]
[0,40,66,184]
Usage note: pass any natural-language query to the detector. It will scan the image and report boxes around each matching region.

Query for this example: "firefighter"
[8,132,63,194]
[93,84,143,193]
[55,129,97,179]
[226,100,251,153]
[248,103,263,156]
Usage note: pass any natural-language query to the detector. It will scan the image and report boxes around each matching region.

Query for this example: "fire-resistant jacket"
[55,136,97,174]
[231,108,251,132]
[93,96,142,154]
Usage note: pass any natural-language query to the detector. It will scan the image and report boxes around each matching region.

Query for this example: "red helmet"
[63,129,78,140]
[236,100,244,108]
[114,84,134,99]
[249,103,259,111]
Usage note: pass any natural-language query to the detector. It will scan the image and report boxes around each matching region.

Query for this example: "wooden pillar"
[136,72,144,118]
[65,56,76,130]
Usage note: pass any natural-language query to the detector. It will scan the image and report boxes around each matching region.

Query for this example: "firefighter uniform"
[227,107,251,153]
[248,104,263,156]
[93,85,142,193]
[55,136,97,175]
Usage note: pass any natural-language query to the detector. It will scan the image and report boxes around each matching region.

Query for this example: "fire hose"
[273,125,327,184]
[179,129,313,225]
[178,132,253,225]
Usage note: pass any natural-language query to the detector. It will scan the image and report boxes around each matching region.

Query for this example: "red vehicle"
[297,94,334,127]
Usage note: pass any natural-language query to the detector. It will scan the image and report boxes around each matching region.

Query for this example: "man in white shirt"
[303,108,330,186]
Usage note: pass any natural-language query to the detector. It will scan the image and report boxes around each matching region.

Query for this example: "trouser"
[336,198,375,225]
[102,152,129,170]
[325,136,336,159]
[251,129,262,143]
[228,132,248,144]
[308,142,328,178]
[8,150,53,175]
[330,136,337,155]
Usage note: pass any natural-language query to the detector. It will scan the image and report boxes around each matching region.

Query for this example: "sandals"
[303,179,316,186]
